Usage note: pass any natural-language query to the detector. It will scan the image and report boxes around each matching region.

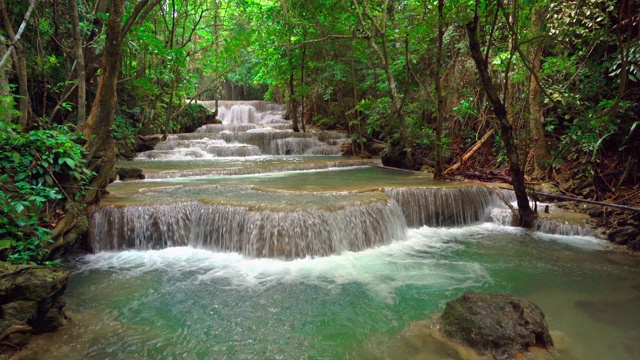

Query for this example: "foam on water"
[78,223,608,300]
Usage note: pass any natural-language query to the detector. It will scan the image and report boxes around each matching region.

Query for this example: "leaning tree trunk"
[0,42,10,120]
[0,0,34,127]
[466,10,535,228]
[82,0,125,205]
[352,0,414,168]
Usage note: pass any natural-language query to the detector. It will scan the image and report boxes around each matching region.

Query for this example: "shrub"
[0,121,92,264]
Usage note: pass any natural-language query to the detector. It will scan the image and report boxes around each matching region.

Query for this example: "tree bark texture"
[70,0,87,130]
[528,8,551,179]
[0,41,10,120]
[466,10,534,228]
[82,0,125,204]
[433,0,445,179]
[352,0,414,167]
[289,72,300,132]
[0,0,35,127]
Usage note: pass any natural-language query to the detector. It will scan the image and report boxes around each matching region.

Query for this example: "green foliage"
[0,89,20,120]
[0,122,92,264]
[453,92,478,123]
[556,100,636,180]
[356,97,392,136]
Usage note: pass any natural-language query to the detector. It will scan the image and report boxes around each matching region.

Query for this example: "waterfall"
[533,218,592,236]
[91,199,407,259]
[196,124,261,133]
[195,100,285,125]
[385,186,501,227]
[142,159,381,179]
[197,100,284,114]
[107,99,596,261]
[150,132,347,157]
[138,100,348,159]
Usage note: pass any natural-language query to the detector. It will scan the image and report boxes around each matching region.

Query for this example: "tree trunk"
[528,8,551,179]
[289,72,300,132]
[433,0,445,179]
[0,0,35,127]
[0,41,10,120]
[163,80,177,139]
[352,0,413,167]
[82,0,125,205]
[466,8,534,228]
[300,45,306,132]
[70,0,87,130]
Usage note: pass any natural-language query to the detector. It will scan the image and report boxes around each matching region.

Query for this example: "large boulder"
[0,263,69,352]
[136,134,164,153]
[441,291,554,360]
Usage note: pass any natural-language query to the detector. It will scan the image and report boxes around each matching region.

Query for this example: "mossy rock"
[116,167,145,181]
[441,292,554,360]
[1,265,69,340]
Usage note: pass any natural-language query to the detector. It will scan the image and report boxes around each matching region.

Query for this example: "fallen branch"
[496,186,640,212]
[0,325,32,342]
[492,186,517,214]
[444,128,495,175]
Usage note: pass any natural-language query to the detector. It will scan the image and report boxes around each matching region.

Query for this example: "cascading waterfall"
[57,101,631,360]
[140,101,348,159]
[140,159,381,179]
[196,124,261,133]
[91,198,407,258]
[533,218,593,236]
[149,132,347,157]
[197,100,284,114]
[105,100,595,260]
[385,186,501,227]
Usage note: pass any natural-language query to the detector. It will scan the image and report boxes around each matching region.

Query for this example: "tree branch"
[0,0,36,70]
[120,0,162,42]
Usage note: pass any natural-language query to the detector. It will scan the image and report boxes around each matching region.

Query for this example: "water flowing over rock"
[385,186,501,227]
[144,131,348,159]
[441,291,554,360]
[102,100,596,261]
[135,101,349,159]
[533,218,592,236]
[138,159,382,179]
[197,100,284,124]
[91,198,407,258]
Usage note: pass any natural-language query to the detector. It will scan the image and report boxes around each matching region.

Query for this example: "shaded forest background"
[1,0,639,264]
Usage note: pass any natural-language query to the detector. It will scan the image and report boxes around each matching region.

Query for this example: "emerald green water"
[28,154,638,359]
[33,225,640,359]
[104,166,448,206]
[116,156,380,179]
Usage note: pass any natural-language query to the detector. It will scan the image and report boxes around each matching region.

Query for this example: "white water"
[77,223,610,302]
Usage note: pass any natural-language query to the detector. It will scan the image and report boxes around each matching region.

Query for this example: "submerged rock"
[0,263,69,353]
[440,291,554,360]
[398,317,484,360]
